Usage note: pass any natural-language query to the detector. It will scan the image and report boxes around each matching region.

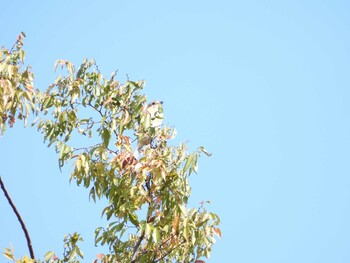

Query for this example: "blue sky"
[1,1,350,262]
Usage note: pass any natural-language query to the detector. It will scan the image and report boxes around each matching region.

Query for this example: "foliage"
[0,32,36,135]
[1,34,221,263]
[3,233,83,263]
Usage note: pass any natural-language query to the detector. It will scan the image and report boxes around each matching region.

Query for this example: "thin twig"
[0,176,35,259]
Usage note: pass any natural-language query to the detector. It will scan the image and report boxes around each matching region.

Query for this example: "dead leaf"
[172,215,180,235]
[103,96,112,106]
[213,227,222,238]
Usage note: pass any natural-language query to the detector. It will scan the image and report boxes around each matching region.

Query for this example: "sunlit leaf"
[44,251,55,261]
[145,223,152,236]
[19,50,25,63]
[179,204,187,216]
[143,111,151,130]
[199,146,212,156]
[129,212,139,227]
[152,227,160,243]
[183,154,194,173]
[0,37,221,262]
[2,252,14,260]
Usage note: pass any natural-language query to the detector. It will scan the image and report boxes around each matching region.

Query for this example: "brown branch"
[130,231,145,263]
[0,176,35,259]
[131,176,153,263]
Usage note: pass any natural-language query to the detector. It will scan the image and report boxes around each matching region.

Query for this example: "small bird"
[146,100,163,127]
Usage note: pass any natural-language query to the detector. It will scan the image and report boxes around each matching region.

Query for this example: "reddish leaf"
[25,85,34,92]
[213,227,222,238]
[9,115,15,127]
[121,154,137,169]
[103,96,112,106]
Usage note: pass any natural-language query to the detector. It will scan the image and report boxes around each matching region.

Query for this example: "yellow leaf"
[121,109,130,126]
[152,227,160,243]
[183,154,194,173]
[172,215,180,235]
[44,251,55,261]
[2,252,14,260]
[179,204,187,216]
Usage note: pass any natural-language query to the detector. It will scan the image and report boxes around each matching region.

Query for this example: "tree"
[0,33,221,263]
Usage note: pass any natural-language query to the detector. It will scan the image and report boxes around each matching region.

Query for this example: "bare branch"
[0,176,35,259]
[130,231,145,263]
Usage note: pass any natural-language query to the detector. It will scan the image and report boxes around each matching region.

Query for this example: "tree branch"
[130,231,145,263]
[131,174,153,263]
[0,176,35,259]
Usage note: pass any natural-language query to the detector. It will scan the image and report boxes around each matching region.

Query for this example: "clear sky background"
[1,1,350,262]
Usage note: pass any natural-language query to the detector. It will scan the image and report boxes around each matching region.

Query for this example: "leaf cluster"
[0,32,36,135]
[1,35,221,263]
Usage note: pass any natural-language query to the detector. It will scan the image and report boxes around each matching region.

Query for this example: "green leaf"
[44,251,55,261]
[199,146,212,156]
[58,143,66,159]
[76,158,82,171]
[143,112,151,130]
[139,254,149,263]
[2,252,14,260]
[111,222,124,233]
[19,50,25,63]
[183,224,189,241]
[101,127,110,147]
[145,223,152,236]
[179,204,187,216]
[77,248,84,258]
[89,187,96,202]
[152,227,160,243]
[68,248,76,260]
[129,212,139,227]
[183,154,194,173]
[0,52,222,262]
[119,119,124,135]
